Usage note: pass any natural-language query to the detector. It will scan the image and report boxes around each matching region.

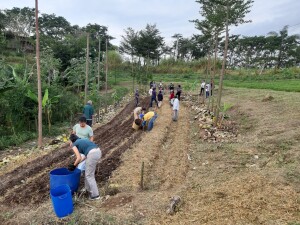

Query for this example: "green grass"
[105,70,300,93]
[223,79,300,92]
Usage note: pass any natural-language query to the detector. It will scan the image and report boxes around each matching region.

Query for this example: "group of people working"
[133,106,158,131]
[133,81,182,132]
[66,81,183,201]
[67,100,102,201]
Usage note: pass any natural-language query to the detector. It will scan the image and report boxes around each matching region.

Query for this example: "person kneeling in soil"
[69,134,102,200]
[142,111,158,131]
[133,107,146,121]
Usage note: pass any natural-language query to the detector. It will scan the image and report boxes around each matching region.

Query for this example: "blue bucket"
[50,184,73,218]
[50,168,81,194]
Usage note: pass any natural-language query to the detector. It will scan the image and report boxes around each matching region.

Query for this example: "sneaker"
[89,195,101,201]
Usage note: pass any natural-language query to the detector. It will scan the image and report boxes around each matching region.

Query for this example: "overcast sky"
[2,0,300,46]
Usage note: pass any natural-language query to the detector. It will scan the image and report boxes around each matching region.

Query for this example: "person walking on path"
[169,90,175,106]
[148,87,153,96]
[68,134,102,200]
[200,80,205,96]
[150,88,158,108]
[83,100,94,127]
[176,84,182,101]
[135,89,139,107]
[158,90,163,108]
[172,95,180,121]
[142,111,158,131]
[153,81,156,89]
[169,82,174,93]
[206,83,211,98]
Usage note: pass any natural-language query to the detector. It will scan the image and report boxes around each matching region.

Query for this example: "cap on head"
[87,100,92,105]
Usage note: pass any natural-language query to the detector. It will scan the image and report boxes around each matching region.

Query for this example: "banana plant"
[26,88,61,132]
[218,102,233,127]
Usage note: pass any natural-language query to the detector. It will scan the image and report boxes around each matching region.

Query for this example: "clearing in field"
[0,88,300,224]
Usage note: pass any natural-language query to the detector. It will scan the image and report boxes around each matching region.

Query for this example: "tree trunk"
[35,0,43,148]
[97,36,101,121]
[97,36,101,91]
[84,33,90,104]
[214,7,229,127]
[212,32,218,114]
[105,39,108,113]
[132,54,134,93]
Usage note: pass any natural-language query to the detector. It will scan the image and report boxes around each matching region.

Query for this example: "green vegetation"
[0,5,299,149]
[223,79,300,92]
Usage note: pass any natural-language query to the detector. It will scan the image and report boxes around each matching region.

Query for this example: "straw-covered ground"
[0,88,300,224]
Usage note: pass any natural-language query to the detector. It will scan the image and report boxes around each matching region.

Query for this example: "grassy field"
[223,79,300,92]
[110,71,300,92]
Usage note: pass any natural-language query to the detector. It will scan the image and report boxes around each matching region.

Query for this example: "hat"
[87,100,92,104]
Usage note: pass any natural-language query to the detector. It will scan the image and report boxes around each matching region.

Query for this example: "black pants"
[200,88,204,96]
[135,97,139,106]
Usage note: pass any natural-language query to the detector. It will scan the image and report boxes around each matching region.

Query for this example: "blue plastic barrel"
[50,184,73,218]
[49,168,81,194]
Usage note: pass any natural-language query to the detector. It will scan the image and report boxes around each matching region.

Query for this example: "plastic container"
[50,168,81,194]
[50,184,73,218]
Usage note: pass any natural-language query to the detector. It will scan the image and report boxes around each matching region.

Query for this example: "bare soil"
[0,97,149,206]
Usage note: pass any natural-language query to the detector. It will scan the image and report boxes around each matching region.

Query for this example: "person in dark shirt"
[158,90,163,108]
[176,84,182,101]
[83,100,94,127]
[69,134,101,200]
[149,88,158,108]
[135,89,139,107]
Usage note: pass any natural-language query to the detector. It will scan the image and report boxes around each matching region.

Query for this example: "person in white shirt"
[148,87,153,96]
[200,80,205,96]
[172,95,179,121]
[205,83,211,98]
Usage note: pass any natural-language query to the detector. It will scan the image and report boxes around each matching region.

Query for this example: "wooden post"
[97,35,101,121]
[35,0,42,148]
[84,33,90,104]
[105,38,108,113]
[140,161,144,190]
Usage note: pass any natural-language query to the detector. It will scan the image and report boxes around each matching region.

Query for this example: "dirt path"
[100,98,191,223]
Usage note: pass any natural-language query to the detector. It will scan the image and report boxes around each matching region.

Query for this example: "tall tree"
[119,27,139,92]
[138,24,165,64]
[35,0,43,147]
[196,0,253,126]
[84,33,89,104]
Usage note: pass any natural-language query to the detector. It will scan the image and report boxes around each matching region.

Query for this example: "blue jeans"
[147,113,158,131]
